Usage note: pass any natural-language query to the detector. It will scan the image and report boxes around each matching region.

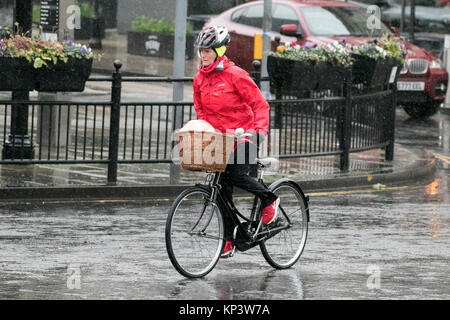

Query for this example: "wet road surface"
[0,174,448,300]
[0,109,449,299]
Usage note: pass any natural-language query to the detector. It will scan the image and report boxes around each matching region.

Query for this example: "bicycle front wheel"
[165,187,224,278]
[260,180,309,269]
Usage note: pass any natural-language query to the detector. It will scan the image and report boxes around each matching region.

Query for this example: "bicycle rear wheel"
[260,180,309,269]
[165,187,224,278]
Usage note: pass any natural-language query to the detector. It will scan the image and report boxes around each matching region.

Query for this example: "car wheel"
[403,102,441,119]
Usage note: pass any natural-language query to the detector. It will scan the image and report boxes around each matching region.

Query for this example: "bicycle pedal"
[266,218,286,229]
[220,246,236,259]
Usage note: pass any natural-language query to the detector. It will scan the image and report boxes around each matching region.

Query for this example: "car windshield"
[301,6,391,37]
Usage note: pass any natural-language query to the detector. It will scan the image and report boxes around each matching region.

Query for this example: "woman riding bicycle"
[193,26,280,258]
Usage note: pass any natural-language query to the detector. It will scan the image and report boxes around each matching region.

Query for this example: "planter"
[267,55,319,91]
[352,54,397,89]
[0,58,36,91]
[0,58,93,92]
[315,62,349,91]
[74,17,106,40]
[267,56,349,91]
[127,31,195,60]
[35,58,93,92]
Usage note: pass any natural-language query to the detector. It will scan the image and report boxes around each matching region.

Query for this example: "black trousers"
[219,142,278,241]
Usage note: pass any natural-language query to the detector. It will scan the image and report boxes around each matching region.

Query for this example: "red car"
[205,0,448,119]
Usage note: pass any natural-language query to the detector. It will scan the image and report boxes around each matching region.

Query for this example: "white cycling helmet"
[195,26,230,57]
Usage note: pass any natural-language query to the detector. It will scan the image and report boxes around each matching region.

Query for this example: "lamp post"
[88,0,102,49]
[410,0,416,42]
[2,0,34,160]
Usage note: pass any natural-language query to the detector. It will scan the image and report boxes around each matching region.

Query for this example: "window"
[231,3,300,33]
[301,6,391,37]
[272,4,299,32]
[238,4,263,28]
[0,0,14,30]
[231,7,246,23]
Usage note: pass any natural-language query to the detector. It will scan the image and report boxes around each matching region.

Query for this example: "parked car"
[403,32,446,60]
[205,0,448,119]
[376,0,450,34]
[187,14,217,36]
[351,1,447,59]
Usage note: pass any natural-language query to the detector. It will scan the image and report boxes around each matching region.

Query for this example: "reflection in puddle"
[425,178,440,196]
[169,269,304,300]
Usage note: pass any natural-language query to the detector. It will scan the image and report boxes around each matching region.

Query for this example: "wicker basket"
[175,130,236,172]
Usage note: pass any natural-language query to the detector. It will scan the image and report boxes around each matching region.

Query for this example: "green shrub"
[32,5,40,24]
[79,2,95,18]
[131,16,194,36]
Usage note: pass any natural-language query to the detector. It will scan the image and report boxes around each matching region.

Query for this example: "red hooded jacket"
[193,56,270,135]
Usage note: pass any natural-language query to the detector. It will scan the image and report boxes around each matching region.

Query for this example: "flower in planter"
[271,40,353,68]
[62,40,95,60]
[352,42,388,60]
[377,34,408,65]
[352,34,407,65]
[0,27,101,69]
[0,38,8,56]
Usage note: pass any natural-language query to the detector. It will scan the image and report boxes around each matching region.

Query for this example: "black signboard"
[40,0,60,32]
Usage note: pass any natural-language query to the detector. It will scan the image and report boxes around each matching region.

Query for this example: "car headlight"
[430,59,443,69]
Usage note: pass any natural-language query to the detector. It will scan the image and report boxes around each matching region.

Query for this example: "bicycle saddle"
[256,157,279,168]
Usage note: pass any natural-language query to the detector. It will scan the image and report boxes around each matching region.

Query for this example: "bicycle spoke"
[187,231,222,241]
[166,188,223,278]
[260,182,308,269]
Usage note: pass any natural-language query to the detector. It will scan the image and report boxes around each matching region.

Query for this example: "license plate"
[397,81,425,91]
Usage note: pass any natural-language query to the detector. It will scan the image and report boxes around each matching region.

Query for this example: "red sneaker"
[262,198,280,225]
[220,241,235,259]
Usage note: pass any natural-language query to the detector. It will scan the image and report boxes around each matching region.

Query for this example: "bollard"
[251,60,262,88]
[107,60,122,185]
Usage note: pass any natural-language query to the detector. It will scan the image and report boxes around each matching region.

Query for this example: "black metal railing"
[0,61,396,184]
[267,73,396,171]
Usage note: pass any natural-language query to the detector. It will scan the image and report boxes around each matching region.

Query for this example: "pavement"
[91,31,199,77]
[0,31,439,202]
[0,142,437,202]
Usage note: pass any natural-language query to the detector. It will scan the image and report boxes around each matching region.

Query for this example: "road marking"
[434,153,450,164]
[0,183,428,206]
[308,185,411,197]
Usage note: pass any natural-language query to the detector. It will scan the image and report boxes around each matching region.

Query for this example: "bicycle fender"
[194,184,212,194]
[268,178,310,222]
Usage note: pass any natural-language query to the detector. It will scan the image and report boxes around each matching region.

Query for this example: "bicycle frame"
[194,167,291,252]
[166,155,310,278]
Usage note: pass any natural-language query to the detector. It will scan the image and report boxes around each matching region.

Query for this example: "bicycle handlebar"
[235,128,253,140]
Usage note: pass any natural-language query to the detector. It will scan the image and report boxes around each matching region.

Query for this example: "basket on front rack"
[175,130,236,172]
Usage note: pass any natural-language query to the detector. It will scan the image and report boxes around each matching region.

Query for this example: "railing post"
[385,83,397,161]
[340,71,352,171]
[107,60,122,185]
[2,91,35,160]
[2,2,34,160]
[272,35,283,130]
[274,81,283,131]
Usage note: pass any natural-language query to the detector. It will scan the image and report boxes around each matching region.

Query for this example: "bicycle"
[165,134,310,279]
